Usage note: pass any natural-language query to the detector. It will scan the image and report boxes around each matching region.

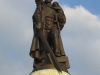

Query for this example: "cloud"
[0,0,34,75]
[61,5,100,75]
[0,0,100,75]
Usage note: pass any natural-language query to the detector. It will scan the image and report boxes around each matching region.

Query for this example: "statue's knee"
[52,34,59,39]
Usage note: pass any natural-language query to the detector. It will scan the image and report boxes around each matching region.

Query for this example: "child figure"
[52,2,64,14]
[52,2,66,30]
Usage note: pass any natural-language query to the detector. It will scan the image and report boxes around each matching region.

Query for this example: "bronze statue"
[30,0,70,73]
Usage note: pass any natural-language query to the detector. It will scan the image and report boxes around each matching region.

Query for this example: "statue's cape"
[30,33,66,58]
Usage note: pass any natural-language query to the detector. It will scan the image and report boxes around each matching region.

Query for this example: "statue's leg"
[50,28,61,56]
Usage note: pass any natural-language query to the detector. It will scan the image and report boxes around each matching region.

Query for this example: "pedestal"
[30,69,69,75]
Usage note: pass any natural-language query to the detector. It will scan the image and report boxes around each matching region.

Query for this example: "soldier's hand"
[35,22,41,30]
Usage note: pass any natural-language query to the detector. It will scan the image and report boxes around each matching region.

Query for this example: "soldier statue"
[29,0,70,73]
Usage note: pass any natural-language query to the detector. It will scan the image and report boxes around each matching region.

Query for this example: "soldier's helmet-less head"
[45,0,52,3]
[35,0,43,4]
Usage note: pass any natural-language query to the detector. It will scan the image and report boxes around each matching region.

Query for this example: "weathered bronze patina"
[30,0,70,73]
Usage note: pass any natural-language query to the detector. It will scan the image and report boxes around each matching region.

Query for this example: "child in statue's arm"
[52,2,64,14]
[52,2,66,30]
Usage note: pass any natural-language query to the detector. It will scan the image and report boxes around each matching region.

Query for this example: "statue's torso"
[43,5,56,28]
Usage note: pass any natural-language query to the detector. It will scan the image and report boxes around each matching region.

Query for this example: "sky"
[0,0,100,75]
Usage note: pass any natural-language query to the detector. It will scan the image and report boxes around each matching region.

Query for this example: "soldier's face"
[45,0,52,3]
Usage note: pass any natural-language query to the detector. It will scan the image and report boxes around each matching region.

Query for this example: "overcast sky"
[0,0,100,75]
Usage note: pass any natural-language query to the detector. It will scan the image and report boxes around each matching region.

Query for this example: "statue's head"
[52,2,59,7]
[44,0,52,3]
[35,0,43,4]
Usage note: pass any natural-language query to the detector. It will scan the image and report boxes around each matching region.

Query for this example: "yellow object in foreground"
[30,69,69,75]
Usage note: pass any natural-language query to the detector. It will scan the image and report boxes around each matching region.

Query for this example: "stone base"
[30,69,69,75]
